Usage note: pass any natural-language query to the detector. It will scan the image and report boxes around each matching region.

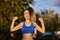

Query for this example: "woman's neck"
[25,19,31,23]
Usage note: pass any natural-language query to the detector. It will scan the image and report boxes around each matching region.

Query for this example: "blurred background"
[0,0,60,40]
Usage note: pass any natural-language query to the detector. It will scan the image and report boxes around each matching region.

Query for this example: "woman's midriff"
[22,33,33,40]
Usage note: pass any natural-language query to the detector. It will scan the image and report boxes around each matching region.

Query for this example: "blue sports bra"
[21,22,34,34]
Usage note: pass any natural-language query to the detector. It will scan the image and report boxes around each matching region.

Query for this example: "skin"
[10,10,45,40]
[33,28,37,38]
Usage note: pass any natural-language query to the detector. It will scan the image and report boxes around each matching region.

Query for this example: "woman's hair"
[23,7,36,22]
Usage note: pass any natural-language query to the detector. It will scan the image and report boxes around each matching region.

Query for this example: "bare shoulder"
[19,22,23,26]
[18,22,24,28]
[33,22,37,27]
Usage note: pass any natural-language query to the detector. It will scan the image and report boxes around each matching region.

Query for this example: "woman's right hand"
[12,16,18,21]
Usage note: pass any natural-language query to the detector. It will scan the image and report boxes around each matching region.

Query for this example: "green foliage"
[41,10,60,31]
[0,0,33,40]
[35,10,60,31]
[0,0,33,30]
[0,0,60,40]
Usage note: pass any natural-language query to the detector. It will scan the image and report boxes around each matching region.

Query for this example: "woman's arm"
[10,17,23,32]
[34,18,45,33]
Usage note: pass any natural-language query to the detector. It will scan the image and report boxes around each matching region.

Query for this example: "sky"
[29,0,60,16]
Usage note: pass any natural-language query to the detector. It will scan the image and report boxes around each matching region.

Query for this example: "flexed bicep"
[34,22,45,33]
[11,22,23,32]
[10,16,23,32]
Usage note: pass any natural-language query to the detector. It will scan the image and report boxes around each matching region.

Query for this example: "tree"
[41,9,59,32]
[0,0,33,40]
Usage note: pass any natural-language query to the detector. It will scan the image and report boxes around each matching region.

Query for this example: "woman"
[10,7,45,40]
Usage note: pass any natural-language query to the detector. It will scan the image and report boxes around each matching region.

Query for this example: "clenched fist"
[12,16,18,21]
[38,18,44,22]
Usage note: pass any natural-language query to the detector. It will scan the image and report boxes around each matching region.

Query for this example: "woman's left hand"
[38,18,44,22]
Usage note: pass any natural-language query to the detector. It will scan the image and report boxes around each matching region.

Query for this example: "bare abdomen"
[22,33,33,40]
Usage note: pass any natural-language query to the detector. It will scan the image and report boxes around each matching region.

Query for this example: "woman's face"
[24,10,31,20]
